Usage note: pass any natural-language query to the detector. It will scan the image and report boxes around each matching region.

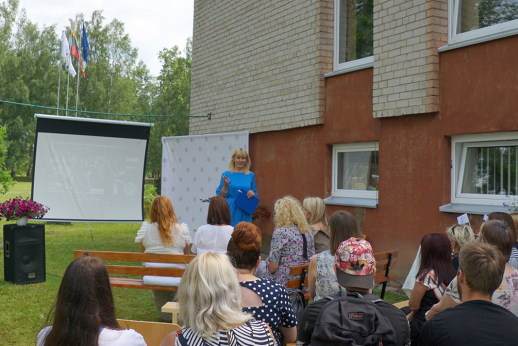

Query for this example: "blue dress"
[216,171,257,226]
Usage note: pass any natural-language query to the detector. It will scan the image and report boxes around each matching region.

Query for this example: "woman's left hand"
[247,190,255,198]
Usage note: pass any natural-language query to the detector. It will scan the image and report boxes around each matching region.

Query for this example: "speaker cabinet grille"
[3,224,46,284]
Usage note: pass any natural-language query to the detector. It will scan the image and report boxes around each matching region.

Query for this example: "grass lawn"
[0,182,407,345]
[0,182,160,346]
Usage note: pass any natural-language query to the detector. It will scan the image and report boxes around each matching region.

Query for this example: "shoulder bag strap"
[301,231,308,260]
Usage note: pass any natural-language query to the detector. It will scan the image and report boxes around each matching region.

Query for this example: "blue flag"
[82,20,89,69]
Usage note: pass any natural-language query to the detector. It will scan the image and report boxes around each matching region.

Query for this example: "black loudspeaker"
[3,223,46,284]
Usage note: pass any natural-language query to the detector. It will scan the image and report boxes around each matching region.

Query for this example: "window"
[451,132,518,206]
[332,142,379,199]
[333,0,374,72]
[448,0,518,46]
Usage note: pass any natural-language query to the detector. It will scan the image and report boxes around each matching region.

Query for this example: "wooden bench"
[285,250,398,301]
[287,264,309,300]
[117,319,181,346]
[74,250,196,291]
[374,250,399,299]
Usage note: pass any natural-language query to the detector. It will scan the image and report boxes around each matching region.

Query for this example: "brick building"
[189,0,518,278]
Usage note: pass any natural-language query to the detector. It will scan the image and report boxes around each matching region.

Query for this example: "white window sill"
[439,203,509,215]
[324,196,378,208]
[439,27,518,53]
[324,60,374,78]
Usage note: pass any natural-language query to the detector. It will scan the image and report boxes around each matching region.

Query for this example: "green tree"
[0,126,15,194]
[146,39,192,179]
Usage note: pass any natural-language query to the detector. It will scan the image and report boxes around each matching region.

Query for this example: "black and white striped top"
[175,320,275,346]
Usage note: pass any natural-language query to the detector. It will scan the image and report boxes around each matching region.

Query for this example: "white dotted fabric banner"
[162,131,249,240]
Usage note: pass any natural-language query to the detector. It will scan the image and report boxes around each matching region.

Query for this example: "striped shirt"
[175,320,275,346]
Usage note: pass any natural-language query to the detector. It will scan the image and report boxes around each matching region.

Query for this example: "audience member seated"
[308,210,363,301]
[37,256,146,346]
[303,197,330,254]
[445,224,474,271]
[159,252,276,346]
[506,211,518,270]
[426,219,518,319]
[297,238,410,346]
[135,195,191,321]
[191,195,233,255]
[227,221,297,345]
[418,242,518,346]
[255,195,315,286]
[404,233,456,346]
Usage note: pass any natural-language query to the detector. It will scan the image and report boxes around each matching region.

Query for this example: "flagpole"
[66,33,71,116]
[57,59,61,115]
[75,24,81,115]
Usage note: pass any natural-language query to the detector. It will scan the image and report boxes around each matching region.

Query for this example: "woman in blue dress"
[216,148,257,226]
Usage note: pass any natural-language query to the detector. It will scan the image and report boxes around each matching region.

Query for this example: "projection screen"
[32,114,151,222]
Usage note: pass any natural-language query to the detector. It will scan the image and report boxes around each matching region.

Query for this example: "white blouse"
[135,221,191,255]
[191,224,234,255]
[37,326,146,346]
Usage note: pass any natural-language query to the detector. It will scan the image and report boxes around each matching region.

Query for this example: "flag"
[82,20,89,70]
[71,28,85,78]
[61,31,76,77]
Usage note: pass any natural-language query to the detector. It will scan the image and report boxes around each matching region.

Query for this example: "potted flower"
[0,196,50,226]
[252,204,271,221]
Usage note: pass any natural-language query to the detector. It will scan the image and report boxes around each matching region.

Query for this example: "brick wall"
[372,0,448,117]
[189,0,333,135]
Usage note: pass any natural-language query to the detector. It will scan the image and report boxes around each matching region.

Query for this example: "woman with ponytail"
[227,222,297,345]
[135,195,191,321]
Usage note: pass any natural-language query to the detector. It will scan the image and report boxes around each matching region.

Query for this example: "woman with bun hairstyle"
[227,222,297,345]
[135,195,191,321]
[191,196,233,255]
[303,197,330,254]
[37,256,146,346]
[255,196,315,286]
[216,148,257,226]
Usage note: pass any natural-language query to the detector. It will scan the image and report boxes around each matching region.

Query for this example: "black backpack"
[311,288,398,346]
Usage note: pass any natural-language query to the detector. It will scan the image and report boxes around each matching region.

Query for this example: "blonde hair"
[445,224,475,251]
[509,211,518,241]
[177,252,253,340]
[303,197,329,229]
[149,196,178,246]
[274,196,310,233]
[228,148,251,174]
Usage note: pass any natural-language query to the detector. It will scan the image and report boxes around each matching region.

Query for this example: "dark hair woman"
[308,210,362,301]
[192,196,234,255]
[37,256,145,346]
[227,222,297,346]
[406,233,456,346]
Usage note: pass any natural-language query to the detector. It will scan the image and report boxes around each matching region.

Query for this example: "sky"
[18,0,195,76]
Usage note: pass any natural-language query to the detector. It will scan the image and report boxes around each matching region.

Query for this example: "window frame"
[332,142,379,199]
[333,0,374,73]
[447,0,518,47]
[451,132,518,206]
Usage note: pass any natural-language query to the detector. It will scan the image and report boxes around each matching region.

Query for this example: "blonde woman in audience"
[308,210,363,301]
[37,256,146,346]
[445,224,475,271]
[303,197,330,254]
[255,195,315,286]
[159,252,275,346]
[507,211,518,269]
[135,195,191,321]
